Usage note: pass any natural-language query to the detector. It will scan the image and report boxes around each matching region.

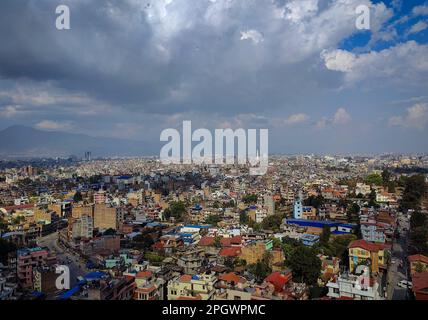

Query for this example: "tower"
[293,191,303,219]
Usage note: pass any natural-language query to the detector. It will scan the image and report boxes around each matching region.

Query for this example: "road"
[386,214,411,300]
[37,232,88,287]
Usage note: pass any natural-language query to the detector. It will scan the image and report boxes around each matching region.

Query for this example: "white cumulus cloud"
[36,120,74,131]
[240,29,264,44]
[333,108,352,125]
[408,21,428,35]
[389,103,428,130]
[321,41,428,86]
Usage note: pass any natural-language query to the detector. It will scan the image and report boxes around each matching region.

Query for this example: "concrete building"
[177,255,203,275]
[72,204,94,219]
[17,247,57,289]
[0,275,18,300]
[33,266,58,296]
[168,272,217,300]
[94,191,107,204]
[327,273,383,300]
[72,214,93,239]
[348,240,386,274]
[264,195,275,216]
[360,222,386,243]
[94,204,118,231]
[133,270,165,300]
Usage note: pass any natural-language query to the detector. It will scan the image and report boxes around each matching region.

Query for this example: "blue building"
[285,219,355,234]
[301,234,320,246]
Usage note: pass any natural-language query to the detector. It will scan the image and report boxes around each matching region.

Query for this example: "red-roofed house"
[264,271,292,293]
[220,236,242,247]
[199,236,216,247]
[133,270,165,300]
[219,247,241,257]
[217,272,247,288]
[348,239,386,274]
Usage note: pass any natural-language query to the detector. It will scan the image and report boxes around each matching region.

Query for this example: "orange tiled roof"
[136,271,152,279]
[135,285,156,293]
[177,295,202,300]
[219,272,246,284]
[199,236,215,246]
[264,271,292,293]
[179,275,193,282]
[219,247,241,257]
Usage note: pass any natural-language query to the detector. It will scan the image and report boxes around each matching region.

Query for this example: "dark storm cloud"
[0,0,350,115]
[0,0,427,153]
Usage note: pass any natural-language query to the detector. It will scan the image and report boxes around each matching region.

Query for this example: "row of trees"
[401,174,428,255]
[409,211,428,255]
[242,194,258,204]
[400,174,427,212]
[163,201,186,221]
[0,238,16,265]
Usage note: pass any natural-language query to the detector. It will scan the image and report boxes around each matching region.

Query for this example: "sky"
[0,0,427,155]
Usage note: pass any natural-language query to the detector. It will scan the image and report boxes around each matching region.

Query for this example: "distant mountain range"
[0,125,158,159]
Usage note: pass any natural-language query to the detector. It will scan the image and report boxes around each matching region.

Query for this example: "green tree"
[354,222,362,239]
[400,174,427,212]
[247,252,272,282]
[368,189,379,208]
[287,246,321,285]
[73,191,83,203]
[347,202,360,223]
[133,234,154,249]
[164,201,186,220]
[261,214,283,231]
[0,239,16,265]
[214,236,222,248]
[239,211,249,225]
[205,215,222,226]
[365,173,383,186]
[224,257,236,271]
[381,169,391,186]
[387,182,396,193]
[144,252,164,264]
[320,225,331,245]
[242,194,258,204]
[410,226,428,254]
[303,195,325,209]
[0,218,9,235]
[410,211,427,230]
[103,228,116,236]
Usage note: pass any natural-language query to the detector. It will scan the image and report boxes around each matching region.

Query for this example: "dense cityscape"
[1,154,427,301]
